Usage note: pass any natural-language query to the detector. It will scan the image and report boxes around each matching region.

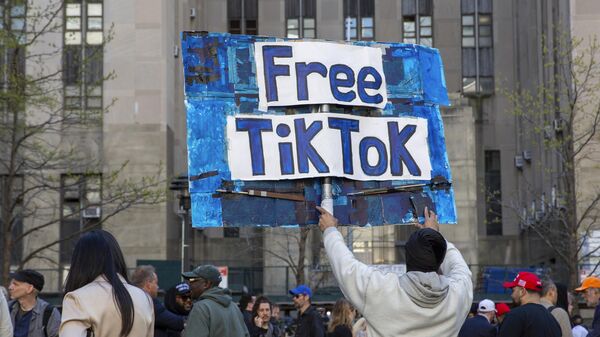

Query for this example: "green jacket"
[183,287,249,337]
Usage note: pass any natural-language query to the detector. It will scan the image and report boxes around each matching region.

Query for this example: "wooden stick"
[215,189,305,202]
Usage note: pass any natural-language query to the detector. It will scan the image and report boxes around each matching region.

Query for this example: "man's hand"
[316,206,338,232]
[415,206,439,232]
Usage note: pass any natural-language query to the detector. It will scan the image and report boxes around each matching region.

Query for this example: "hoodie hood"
[398,271,449,308]
[199,287,232,307]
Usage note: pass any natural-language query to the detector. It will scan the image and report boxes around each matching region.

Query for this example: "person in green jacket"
[182,265,249,337]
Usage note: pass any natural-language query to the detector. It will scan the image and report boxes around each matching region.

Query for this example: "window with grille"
[0,0,27,114]
[461,0,494,96]
[60,174,102,264]
[286,0,316,39]
[485,150,502,235]
[401,0,433,47]
[343,0,374,41]
[63,0,104,124]
[228,0,258,35]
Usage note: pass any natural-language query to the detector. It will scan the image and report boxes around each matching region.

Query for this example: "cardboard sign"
[181,32,456,227]
[254,42,387,110]
[226,113,431,181]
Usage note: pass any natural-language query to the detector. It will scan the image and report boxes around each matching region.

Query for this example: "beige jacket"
[60,275,154,337]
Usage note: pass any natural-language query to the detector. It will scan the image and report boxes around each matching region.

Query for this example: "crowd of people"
[0,208,599,336]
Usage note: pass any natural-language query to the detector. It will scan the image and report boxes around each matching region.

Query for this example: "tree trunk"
[295,227,310,285]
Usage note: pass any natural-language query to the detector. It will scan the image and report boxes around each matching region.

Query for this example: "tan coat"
[60,275,154,337]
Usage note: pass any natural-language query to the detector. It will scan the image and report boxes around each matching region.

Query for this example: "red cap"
[496,303,510,317]
[502,272,543,291]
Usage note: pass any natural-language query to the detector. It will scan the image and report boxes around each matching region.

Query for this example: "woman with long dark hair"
[327,298,355,337]
[60,230,154,337]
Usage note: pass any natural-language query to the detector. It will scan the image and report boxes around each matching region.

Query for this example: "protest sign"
[182,32,455,228]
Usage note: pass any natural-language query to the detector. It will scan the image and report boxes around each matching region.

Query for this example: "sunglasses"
[293,294,304,299]
[187,277,206,284]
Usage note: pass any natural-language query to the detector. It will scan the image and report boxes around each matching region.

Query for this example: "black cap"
[405,228,447,273]
[10,269,45,292]
[182,265,222,284]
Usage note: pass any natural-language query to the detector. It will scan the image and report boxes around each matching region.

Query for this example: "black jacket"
[590,305,600,337]
[153,297,186,337]
[458,315,496,337]
[295,306,325,337]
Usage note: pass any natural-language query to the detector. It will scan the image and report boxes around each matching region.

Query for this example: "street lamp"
[169,175,190,277]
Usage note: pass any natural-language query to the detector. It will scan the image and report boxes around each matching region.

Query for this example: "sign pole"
[319,104,334,215]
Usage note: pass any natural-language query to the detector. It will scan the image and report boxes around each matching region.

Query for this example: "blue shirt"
[14,309,33,337]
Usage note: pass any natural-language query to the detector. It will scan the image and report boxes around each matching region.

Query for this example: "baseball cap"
[502,271,543,291]
[496,303,510,317]
[289,285,312,297]
[10,269,45,292]
[575,276,600,292]
[182,265,222,284]
[477,299,496,313]
[174,282,191,295]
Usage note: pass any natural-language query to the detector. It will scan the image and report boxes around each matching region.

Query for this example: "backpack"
[9,300,55,337]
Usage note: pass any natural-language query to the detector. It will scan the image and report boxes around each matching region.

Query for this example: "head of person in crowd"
[289,284,312,313]
[328,298,355,333]
[541,278,559,305]
[165,282,193,315]
[572,314,585,326]
[8,269,44,302]
[503,271,543,306]
[239,292,256,312]
[271,303,281,321]
[477,299,496,323]
[405,228,447,273]
[467,302,478,318]
[575,276,600,307]
[64,230,135,337]
[495,303,510,323]
[252,296,273,329]
[131,265,159,298]
[182,265,222,300]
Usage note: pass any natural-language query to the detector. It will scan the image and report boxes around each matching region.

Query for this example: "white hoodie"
[323,227,473,337]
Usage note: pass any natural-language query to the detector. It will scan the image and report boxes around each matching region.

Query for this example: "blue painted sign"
[182,32,456,228]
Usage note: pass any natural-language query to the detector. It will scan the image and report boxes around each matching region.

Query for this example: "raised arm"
[318,206,376,313]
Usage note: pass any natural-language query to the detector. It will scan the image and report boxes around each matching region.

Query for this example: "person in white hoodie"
[316,206,473,337]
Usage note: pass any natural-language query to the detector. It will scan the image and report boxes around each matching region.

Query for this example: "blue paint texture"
[182,32,455,227]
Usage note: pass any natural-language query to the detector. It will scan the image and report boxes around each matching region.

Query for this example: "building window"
[60,174,102,264]
[0,175,24,265]
[286,0,316,39]
[343,0,374,41]
[228,0,258,35]
[63,0,104,123]
[485,150,502,235]
[461,0,494,96]
[401,0,433,47]
[0,0,27,105]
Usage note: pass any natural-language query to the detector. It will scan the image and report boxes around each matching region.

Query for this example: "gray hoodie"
[398,271,450,308]
[324,227,473,337]
[183,287,249,337]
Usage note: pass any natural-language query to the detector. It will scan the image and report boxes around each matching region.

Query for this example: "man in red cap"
[495,303,510,324]
[497,271,561,337]
[575,276,600,337]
